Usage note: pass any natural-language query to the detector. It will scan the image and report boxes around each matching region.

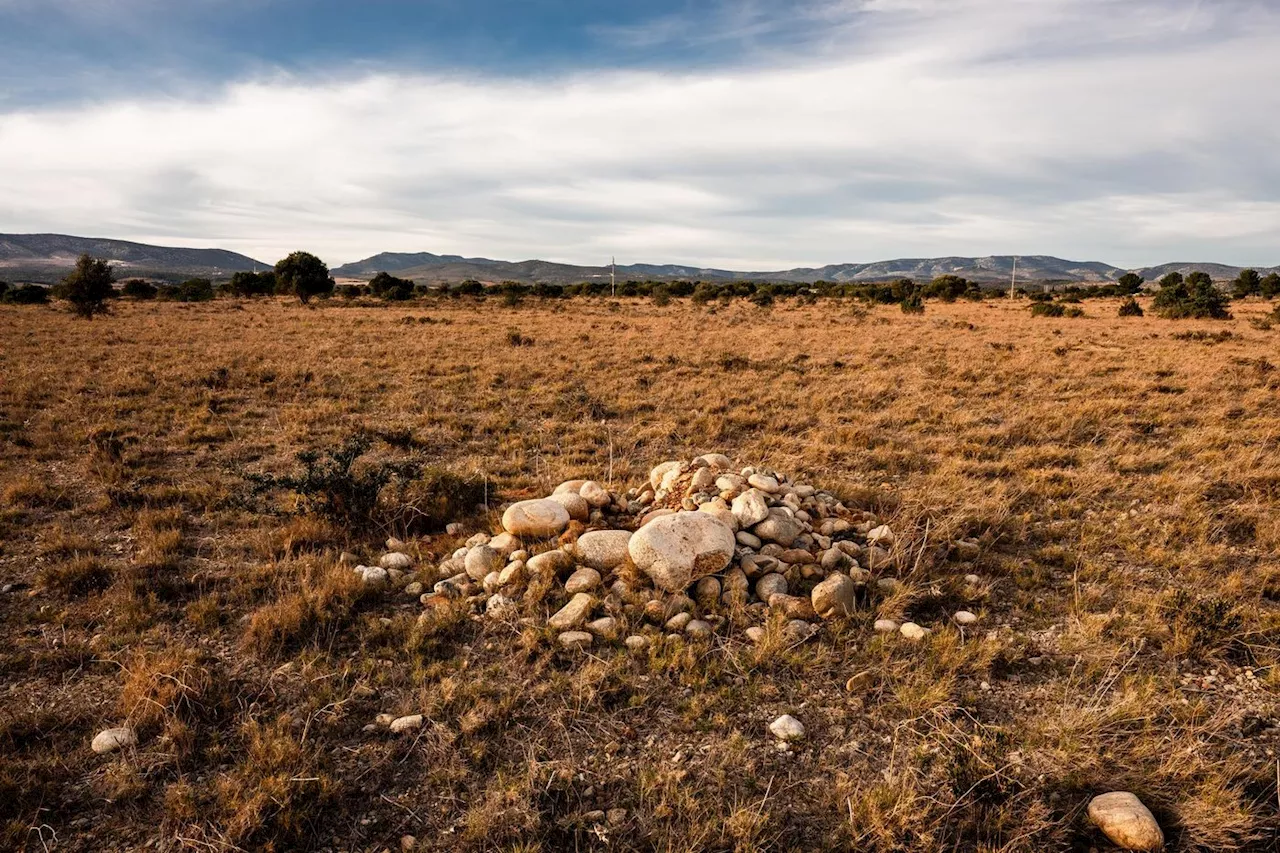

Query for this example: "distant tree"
[455,279,484,297]
[1118,296,1144,317]
[1155,270,1229,319]
[2,284,49,304]
[369,271,415,301]
[53,253,115,318]
[924,274,968,302]
[1158,272,1184,290]
[274,251,334,303]
[177,278,215,302]
[899,289,925,315]
[228,270,277,298]
[1117,272,1145,295]
[121,279,158,300]
[1232,268,1262,299]
[1261,272,1280,299]
[0,281,8,299]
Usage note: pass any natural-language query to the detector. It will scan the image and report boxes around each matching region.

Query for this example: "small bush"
[1064,306,1085,318]
[505,329,534,347]
[1030,302,1065,317]
[247,434,483,537]
[369,271,414,301]
[177,278,215,302]
[1118,297,1144,317]
[1,284,49,304]
[899,291,925,314]
[53,253,115,318]
[121,279,158,300]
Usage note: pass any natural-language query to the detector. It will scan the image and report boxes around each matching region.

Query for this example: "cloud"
[1,0,1278,268]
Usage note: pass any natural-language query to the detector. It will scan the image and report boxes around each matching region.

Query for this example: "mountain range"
[1,234,1274,286]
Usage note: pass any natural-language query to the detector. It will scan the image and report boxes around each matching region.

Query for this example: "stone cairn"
[354,454,978,650]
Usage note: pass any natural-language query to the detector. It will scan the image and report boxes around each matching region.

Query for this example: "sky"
[1,0,1278,269]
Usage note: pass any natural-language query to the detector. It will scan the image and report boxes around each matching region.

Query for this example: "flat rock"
[624,635,649,652]
[874,618,900,633]
[548,593,595,630]
[748,473,780,493]
[379,552,412,570]
[502,499,571,538]
[92,726,137,754]
[564,567,602,594]
[1087,792,1164,851]
[390,714,424,733]
[558,630,594,650]
[628,511,735,592]
[573,529,632,571]
[753,514,802,547]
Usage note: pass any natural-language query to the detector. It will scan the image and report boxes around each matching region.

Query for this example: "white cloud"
[1,0,1279,268]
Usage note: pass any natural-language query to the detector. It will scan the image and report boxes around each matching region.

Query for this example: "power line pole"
[1009,256,1018,299]
[611,256,616,298]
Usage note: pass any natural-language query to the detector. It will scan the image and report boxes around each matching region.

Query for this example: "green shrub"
[1155,271,1230,319]
[227,270,277,297]
[1,284,48,304]
[52,253,115,318]
[369,271,415,301]
[1118,297,1144,317]
[1064,306,1085,318]
[121,279,158,300]
[176,278,215,302]
[1030,302,1065,317]
[247,434,484,537]
[274,251,334,303]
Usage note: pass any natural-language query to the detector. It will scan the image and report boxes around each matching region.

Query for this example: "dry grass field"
[1,294,1279,851]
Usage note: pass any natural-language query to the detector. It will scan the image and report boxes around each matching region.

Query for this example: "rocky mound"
[351,454,983,650]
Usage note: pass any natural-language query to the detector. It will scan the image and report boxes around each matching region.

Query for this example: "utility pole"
[611,256,616,298]
[1009,256,1018,299]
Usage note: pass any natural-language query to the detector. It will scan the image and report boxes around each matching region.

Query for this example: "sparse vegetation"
[52,252,115,318]
[1,295,1278,851]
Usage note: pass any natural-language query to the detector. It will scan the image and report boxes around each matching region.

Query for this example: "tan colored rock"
[92,726,137,754]
[564,567,602,594]
[628,511,735,592]
[579,480,611,507]
[811,572,857,618]
[548,593,595,630]
[502,499,571,538]
[1087,792,1164,851]
[558,630,594,650]
[548,490,590,522]
[573,529,632,571]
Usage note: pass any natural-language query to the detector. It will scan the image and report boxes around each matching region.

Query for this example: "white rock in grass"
[502,499,571,538]
[768,714,805,741]
[811,573,857,619]
[92,726,137,754]
[866,525,895,547]
[1087,792,1164,851]
[390,714,424,733]
[360,566,390,588]
[624,635,649,652]
[564,567,602,594]
[953,610,978,626]
[558,631,594,650]
[695,453,734,471]
[548,490,590,522]
[874,619,899,634]
[899,622,930,641]
[486,594,518,618]
[553,479,588,496]
[628,511,735,592]
[649,461,683,490]
[380,552,412,570]
[464,546,502,581]
[745,626,766,643]
[548,593,595,630]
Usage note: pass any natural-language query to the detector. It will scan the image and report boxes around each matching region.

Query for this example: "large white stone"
[464,545,502,581]
[628,511,735,592]
[573,529,632,571]
[92,726,137,754]
[579,481,611,508]
[502,499,571,538]
[768,714,805,741]
[731,489,771,528]
[548,490,590,522]
[1087,792,1164,851]
[649,461,683,490]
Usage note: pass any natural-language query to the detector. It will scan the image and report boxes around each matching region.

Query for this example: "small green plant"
[247,435,483,537]
[1030,302,1065,317]
[1118,296,1143,317]
[53,253,115,318]
[899,290,924,314]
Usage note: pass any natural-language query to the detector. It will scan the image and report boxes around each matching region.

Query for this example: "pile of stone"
[358,454,978,650]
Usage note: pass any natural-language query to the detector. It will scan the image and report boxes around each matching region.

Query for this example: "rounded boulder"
[628,511,735,592]
[502,499,571,538]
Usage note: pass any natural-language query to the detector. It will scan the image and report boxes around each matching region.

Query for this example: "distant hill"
[332,252,1203,286]
[0,234,266,283]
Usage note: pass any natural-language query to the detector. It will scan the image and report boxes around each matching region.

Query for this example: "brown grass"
[0,294,1278,850]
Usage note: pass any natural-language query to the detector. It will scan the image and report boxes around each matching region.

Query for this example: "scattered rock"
[874,618,900,634]
[548,490,590,521]
[1087,792,1164,851]
[464,545,503,581]
[753,513,802,547]
[811,572,856,619]
[628,511,735,592]
[585,616,618,639]
[685,619,713,638]
[579,481,611,507]
[953,610,978,626]
[558,630,594,650]
[731,489,770,528]
[768,714,805,741]
[624,635,649,652]
[565,567,602,594]
[548,593,595,630]
[92,726,137,754]
[389,714,424,733]
[866,525,895,547]
[502,499,571,538]
[899,622,930,641]
[745,626,766,643]
[380,553,412,570]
